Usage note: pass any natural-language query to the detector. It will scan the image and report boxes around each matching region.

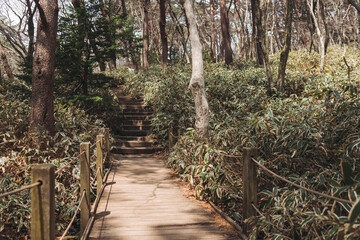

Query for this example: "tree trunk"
[26,0,36,68]
[72,0,89,94]
[259,0,273,96]
[183,0,209,139]
[0,42,15,81]
[159,0,168,67]
[30,0,58,134]
[220,0,233,65]
[210,0,216,62]
[277,0,293,93]
[141,0,150,70]
[251,0,264,65]
[308,0,326,71]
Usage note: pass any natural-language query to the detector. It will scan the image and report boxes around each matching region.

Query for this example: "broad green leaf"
[349,198,360,225]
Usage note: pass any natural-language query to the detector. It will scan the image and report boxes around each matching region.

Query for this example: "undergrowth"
[113,46,360,239]
[0,73,119,239]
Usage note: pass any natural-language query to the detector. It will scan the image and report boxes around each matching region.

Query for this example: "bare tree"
[141,0,150,70]
[0,41,15,81]
[183,0,209,139]
[159,0,168,67]
[220,0,233,65]
[210,0,216,62]
[30,0,58,134]
[307,0,327,71]
[277,0,294,92]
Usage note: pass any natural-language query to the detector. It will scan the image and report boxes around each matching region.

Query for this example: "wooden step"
[118,136,153,141]
[112,146,161,154]
[120,105,149,110]
[117,96,143,102]
[121,120,151,125]
[121,111,152,116]
[118,130,150,137]
[120,115,152,120]
[122,109,153,114]
[121,125,152,131]
[114,140,154,147]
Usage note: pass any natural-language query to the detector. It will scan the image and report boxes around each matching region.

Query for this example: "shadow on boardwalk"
[88,154,239,240]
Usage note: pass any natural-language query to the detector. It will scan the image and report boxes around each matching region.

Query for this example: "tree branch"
[34,0,48,28]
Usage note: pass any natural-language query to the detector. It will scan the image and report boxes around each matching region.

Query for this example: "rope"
[90,140,101,149]
[55,152,84,175]
[90,167,101,186]
[215,151,241,158]
[59,191,86,240]
[0,181,41,199]
[251,158,353,205]
[103,152,108,165]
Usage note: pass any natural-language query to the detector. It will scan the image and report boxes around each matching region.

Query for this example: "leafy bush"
[113,45,360,238]
[0,76,117,239]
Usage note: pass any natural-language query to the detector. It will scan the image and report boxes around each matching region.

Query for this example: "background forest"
[0,0,360,239]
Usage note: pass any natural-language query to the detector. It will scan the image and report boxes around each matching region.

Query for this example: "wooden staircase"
[112,90,160,155]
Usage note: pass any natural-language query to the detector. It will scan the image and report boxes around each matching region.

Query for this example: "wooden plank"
[89,155,234,240]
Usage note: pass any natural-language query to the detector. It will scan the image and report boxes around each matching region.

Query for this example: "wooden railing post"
[80,142,90,236]
[242,147,257,234]
[31,164,55,240]
[96,135,104,194]
[104,128,110,155]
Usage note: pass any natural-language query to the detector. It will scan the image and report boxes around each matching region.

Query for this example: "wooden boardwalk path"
[88,88,238,239]
[88,154,237,239]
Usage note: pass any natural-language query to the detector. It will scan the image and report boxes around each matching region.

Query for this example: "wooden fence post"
[104,128,110,155]
[242,147,257,234]
[80,142,90,236]
[96,135,104,194]
[31,164,55,240]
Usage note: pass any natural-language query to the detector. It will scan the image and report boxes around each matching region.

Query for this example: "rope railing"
[0,181,41,199]
[0,128,111,239]
[240,147,355,235]
[250,157,353,205]
[59,191,87,240]
[55,152,84,175]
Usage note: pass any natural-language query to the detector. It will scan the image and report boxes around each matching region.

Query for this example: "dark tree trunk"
[210,0,216,62]
[159,0,168,67]
[26,0,36,67]
[0,42,15,81]
[30,0,58,134]
[278,0,294,93]
[251,0,264,65]
[72,0,89,94]
[121,0,127,16]
[99,0,116,70]
[220,0,233,65]
[141,0,150,70]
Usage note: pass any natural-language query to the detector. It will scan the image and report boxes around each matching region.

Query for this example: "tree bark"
[220,0,233,65]
[183,0,209,139]
[72,0,89,94]
[277,0,293,93]
[141,0,150,70]
[308,0,326,71]
[0,42,15,81]
[99,0,116,70]
[26,0,36,67]
[251,0,264,65]
[259,0,273,96]
[159,0,168,67]
[30,0,58,134]
[210,0,216,62]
